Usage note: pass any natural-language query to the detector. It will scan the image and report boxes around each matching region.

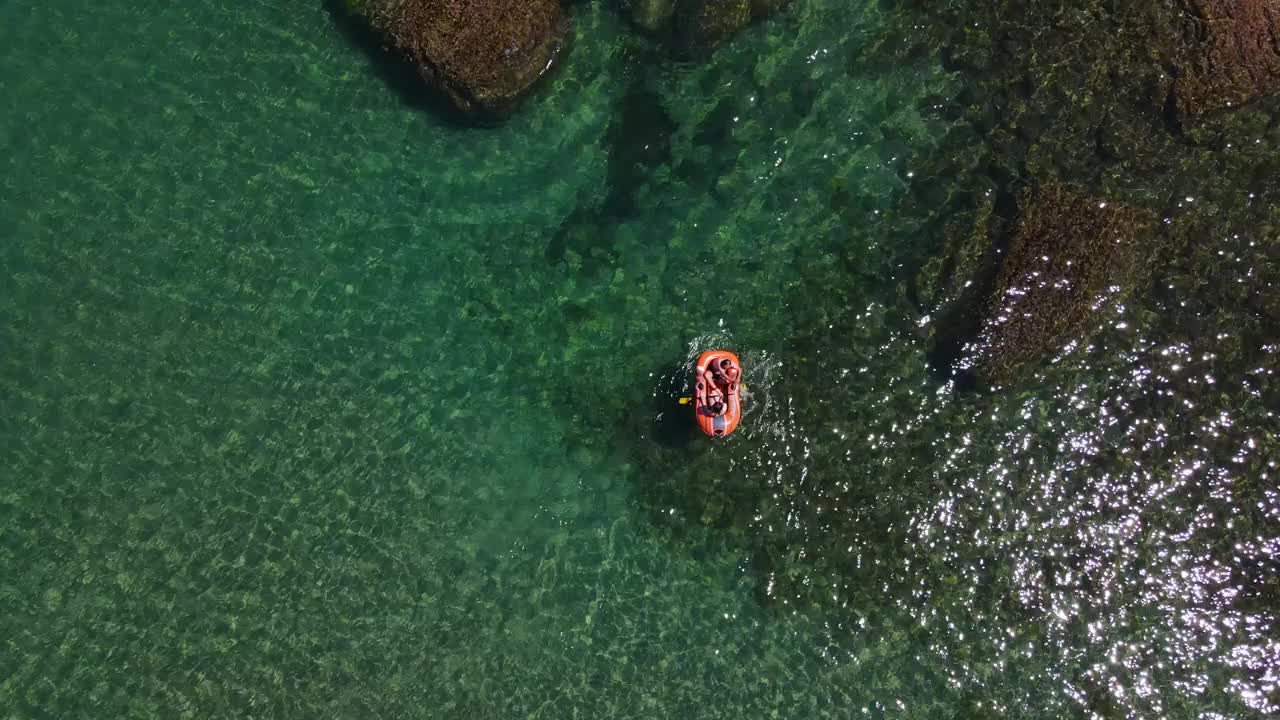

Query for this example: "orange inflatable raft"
[694,349,742,437]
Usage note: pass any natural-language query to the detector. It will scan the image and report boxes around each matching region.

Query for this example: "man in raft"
[706,357,740,390]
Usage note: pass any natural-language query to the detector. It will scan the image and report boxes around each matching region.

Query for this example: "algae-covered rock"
[675,0,791,53]
[350,0,568,118]
[620,0,792,51]
[678,0,752,52]
[975,182,1155,383]
[1172,0,1280,120]
[624,0,676,33]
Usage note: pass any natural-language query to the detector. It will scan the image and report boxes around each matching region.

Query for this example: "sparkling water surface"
[3,1,1278,718]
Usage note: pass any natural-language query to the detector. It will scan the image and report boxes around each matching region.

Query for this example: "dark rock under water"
[348,0,569,119]
[1172,0,1280,121]
[973,182,1155,383]
[621,0,793,53]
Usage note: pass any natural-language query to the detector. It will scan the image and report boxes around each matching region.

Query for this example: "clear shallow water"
[2,1,1277,718]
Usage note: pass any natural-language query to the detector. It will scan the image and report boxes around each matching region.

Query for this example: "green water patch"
[4,0,1277,718]
[0,0,964,717]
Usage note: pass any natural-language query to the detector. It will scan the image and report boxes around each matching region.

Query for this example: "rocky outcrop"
[352,0,568,118]
[975,183,1154,383]
[1172,0,1280,119]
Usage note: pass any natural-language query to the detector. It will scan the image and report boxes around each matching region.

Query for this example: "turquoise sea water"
[3,1,1278,718]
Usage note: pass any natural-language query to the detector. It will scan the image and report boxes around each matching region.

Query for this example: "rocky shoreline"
[892,0,1280,385]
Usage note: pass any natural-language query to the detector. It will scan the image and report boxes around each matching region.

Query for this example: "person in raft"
[702,393,727,417]
[699,358,739,417]
[711,357,740,390]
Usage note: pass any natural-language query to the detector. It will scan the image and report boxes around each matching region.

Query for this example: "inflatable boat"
[694,349,742,437]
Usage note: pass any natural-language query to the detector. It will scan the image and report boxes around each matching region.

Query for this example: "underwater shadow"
[920,185,1020,390]
[649,361,700,450]
[544,44,678,272]
[615,358,731,533]
[321,0,470,126]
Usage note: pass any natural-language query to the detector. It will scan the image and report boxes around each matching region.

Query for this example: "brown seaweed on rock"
[973,182,1155,384]
[350,0,568,119]
[1172,0,1280,121]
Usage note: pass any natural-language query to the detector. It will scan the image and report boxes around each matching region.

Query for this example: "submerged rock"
[350,0,568,118]
[620,0,790,51]
[623,0,676,33]
[974,182,1154,383]
[1172,0,1280,119]
[678,0,753,51]
[748,0,790,15]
